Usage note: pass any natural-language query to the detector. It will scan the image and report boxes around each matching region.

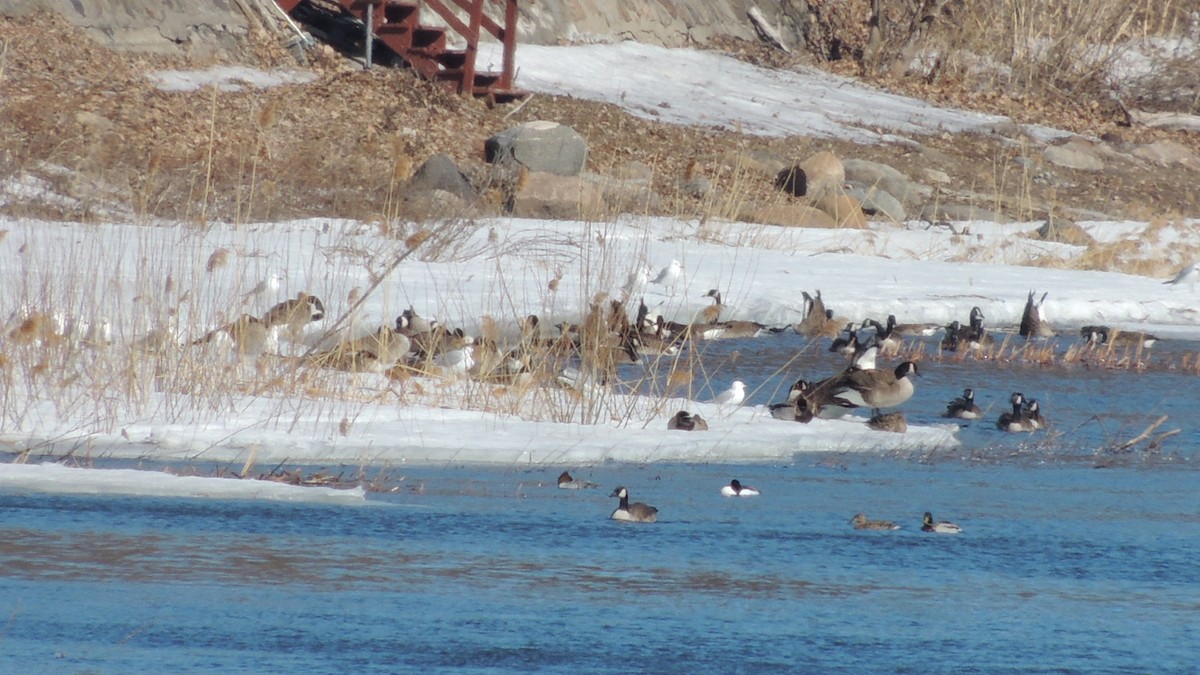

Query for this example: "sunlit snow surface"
[476,41,1070,143]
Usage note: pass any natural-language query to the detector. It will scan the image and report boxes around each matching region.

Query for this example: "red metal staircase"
[276,0,526,102]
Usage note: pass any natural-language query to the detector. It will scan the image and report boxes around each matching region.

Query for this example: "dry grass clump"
[863,0,1196,113]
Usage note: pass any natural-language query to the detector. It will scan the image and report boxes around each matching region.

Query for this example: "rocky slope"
[1,11,1197,233]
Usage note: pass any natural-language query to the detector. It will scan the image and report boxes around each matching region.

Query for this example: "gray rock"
[846,184,906,221]
[1043,141,1105,171]
[485,121,588,176]
[1035,217,1094,245]
[843,159,908,192]
[407,154,476,201]
[1127,140,1200,170]
[843,158,932,203]
[678,175,712,199]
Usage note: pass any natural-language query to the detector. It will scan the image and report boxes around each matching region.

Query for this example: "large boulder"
[509,171,603,219]
[799,151,845,200]
[774,151,845,199]
[406,154,476,201]
[843,158,915,201]
[1034,217,1095,246]
[485,121,588,176]
[813,194,867,228]
[846,184,906,222]
[745,202,838,228]
[1043,138,1105,171]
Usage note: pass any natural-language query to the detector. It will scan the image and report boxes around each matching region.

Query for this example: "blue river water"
[2,330,1199,672]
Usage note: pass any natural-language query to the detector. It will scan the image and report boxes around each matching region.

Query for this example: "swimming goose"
[668,410,709,431]
[1019,290,1054,338]
[1023,399,1048,430]
[865,318,901,354]
[701,289,726,323]
[943,387,983,419]
[829,322,860,355]
[851,513,901,530]
[996,392,1036,432]
[1080,325,1158,349]
[795,291,848,339]
[557,471,599,490]
[886,314,940,337]
[610,486,658,523]
[699,319,774,340]
[720,479,760,497]
[827,361,920,416]
[942,307,992,352]
[849,340,880,370]
[638,316,684,356]
[922,512,962,533]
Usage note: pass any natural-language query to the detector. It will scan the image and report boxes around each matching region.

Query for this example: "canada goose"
[1163,261,1197,290]
[638,316,683,356]
[192,313,272,356]
[803,366,867,420]
[829,323,859,355]
[720,479,760,497]
[1024,399,1048,430]
[827,361,919,416]
[851,513,901,530]
[795,291,847,339]
[770,379,818,422]
[886,314,940,337]
[607,299,632,336]
[922,512,962,533]
[770,379,810,419]
[865,318,901,354]
[713,380,747,406]
[434,336,476,377]
[667,410,709,431]
[944,387,983,419]
[701,289,726,323]
[610,486,658,523]
[260,292,325,335]
[557,471,599,490]
[996,392,1036,432]
[849,340,880,370]
[266,292,325,324]
[327,326,412,369]
[867,411,907,433]
[942,307,992,352]
[1080,325,1158,349]
[396,307,433,335]
[1019,290,1054,338]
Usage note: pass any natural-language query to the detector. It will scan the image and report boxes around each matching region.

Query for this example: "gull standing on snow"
[1164,262,1198,291]
[243,270,283,302]
[650,260,683,286]
[713,380,746,406]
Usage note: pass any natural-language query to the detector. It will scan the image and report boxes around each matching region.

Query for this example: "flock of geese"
[185,280,1168,438]
[559,471,962,532]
